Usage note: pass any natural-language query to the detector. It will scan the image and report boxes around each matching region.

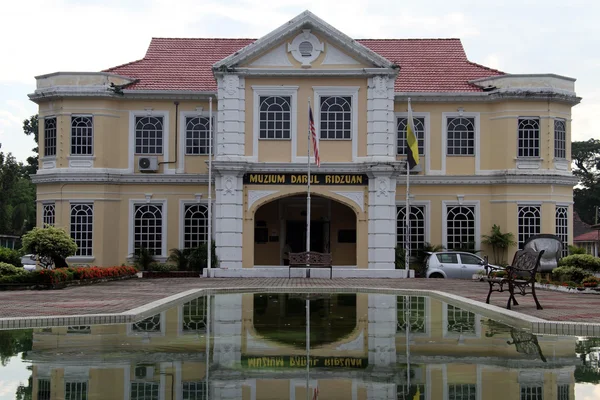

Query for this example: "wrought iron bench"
[288,251,333,278]
[484,248,545,310]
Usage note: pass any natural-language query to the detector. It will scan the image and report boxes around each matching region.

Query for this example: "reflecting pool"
[0,292,599,399]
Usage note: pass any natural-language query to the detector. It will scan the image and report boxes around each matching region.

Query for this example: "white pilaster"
[367,167,398,269]
[216,74,246,160]
[367,294,397,368]
[367,383,396,400]
[215,173,244,268]
[211,381,243,400]
[366,75,396,161]
[211,294,243,368]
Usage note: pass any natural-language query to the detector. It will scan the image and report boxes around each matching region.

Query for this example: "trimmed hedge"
[558,254,600,272]
[551,266,594,284]
[0,262,25,277]
[0,266,138,286]
[0,248,22,269]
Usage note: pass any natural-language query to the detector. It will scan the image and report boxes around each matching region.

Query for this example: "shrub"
[582,276,599,288]
[168,248,191,271]
[148,263,178,272]
[0,262,24,277]
[558,254,600,272]
[0,247,22,268]
[0,265,138,286]
[551,266,593,284]
[394,246,406,269]
[569,245,587,255]
[21,226,77,269]
[187,241,218,273]
[132,247,156,271]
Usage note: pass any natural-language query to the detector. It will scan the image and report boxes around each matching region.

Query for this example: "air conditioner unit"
[134,365,155,379]
[138,156,158,172]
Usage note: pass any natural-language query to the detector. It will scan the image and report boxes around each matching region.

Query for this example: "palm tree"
[481,225,516,264]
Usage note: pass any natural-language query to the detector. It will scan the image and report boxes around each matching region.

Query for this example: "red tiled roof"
[104,37,504,92]
[574,231,600,242]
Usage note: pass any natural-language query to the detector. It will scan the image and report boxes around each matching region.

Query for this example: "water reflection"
[0,292,593,399]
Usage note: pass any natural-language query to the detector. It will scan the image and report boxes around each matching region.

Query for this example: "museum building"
[28,11,580,277]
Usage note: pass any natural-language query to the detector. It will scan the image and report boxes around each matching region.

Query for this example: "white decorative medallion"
[247,190,278,210]
[287,29,324,68]
[223,175,236,196]
[376,178,388,197]
[333,191,365,212]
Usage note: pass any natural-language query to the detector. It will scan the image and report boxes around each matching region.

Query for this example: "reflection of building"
[27,293,578,399]
[30,10,579,276]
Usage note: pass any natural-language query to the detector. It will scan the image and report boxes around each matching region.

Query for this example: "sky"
[0,0,598,162]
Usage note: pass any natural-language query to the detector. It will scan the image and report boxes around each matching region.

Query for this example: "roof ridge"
[102,58,145,73]
[466,60,505,75]
[356,38,461,41]
[150,37,257,41]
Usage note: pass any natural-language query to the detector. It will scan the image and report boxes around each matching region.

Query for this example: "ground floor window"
[70,203,93,257]
[43,203,55,227]
[448,384,476,400]
[65,381,88,400]
[520,385,542,400]
[445,205,476,251]
[134,203,163,256]
[396,205,426,256]
[131,382,159,400]
[518,205,541,248]
[555,206,568,257]
[183,381,207,400]
[183,203,208,249]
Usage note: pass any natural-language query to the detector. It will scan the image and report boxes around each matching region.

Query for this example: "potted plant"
[481,225,516,264]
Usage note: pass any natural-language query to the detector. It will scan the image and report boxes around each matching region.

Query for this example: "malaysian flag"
[309,104,321,167]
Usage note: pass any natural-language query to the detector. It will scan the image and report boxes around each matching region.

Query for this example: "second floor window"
[71,116,93,155]
[44,117,57,157]
[185,116,213,155]
[320,96,352,140]
[446,117,475,155]
[554,119,567,159]
[397,117,425,157]
[259,96,291,139]
[135,116,163,154]
[518,118,540,157]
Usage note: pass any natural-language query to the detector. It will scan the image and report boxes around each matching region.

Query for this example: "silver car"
[425,251,491,279]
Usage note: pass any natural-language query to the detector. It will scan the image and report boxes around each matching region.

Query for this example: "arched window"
[259,96,291,139]
[185,116,213,154]
[71,116,93,155]
[396,205,426,256]
[43,203,55,227]
[446,205,476,250]
[135,116,164,154]
[555,206,569,257]
[320,96,352,139]
[554,119,566,159]
[397,117,425,156]
[183,204,208,248]
[44,117,57,157]
[518,205,541,248]
[446,117,475,155]
[518,118,540,157]
[134,204,163,256]
[70,203,94,256]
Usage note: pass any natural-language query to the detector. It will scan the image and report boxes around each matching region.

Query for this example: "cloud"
[0,380,19,397]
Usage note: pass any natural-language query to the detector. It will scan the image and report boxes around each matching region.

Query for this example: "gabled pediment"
[213,10,395,70]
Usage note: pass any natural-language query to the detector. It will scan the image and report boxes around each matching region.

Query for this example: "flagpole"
[306,98,311,269]
[207,96,213,277]
[405,98,411,275]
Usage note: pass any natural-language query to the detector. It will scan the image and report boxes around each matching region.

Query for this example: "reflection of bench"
[289,251,332,278]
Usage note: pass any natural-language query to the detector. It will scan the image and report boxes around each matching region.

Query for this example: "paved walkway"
[1,277,600,324]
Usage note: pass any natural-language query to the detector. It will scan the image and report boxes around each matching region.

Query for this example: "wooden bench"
[288,251,333,278]
[484,248,545,310]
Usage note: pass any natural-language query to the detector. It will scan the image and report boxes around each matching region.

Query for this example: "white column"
[211,294,242,368]
[366,75,396,162]
[216,74,246,160]
[367,293,397,367]
[211,381,243,400]
[367,166,398,269]
[215,172,244,269]
[367,383,396,400]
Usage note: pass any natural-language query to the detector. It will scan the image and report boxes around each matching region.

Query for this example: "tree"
[481,224,516,264]
[21,226,77,269]
[22,115,38,176]
[572,139,600,224]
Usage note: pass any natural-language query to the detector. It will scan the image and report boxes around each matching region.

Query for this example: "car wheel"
[429,273,444,278]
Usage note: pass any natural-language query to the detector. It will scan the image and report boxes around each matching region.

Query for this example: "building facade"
[29,11,580,277]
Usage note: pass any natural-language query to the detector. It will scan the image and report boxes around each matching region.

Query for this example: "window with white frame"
[397,296,426,333]
[71,116,93,155]
[132,313,161,332]
[446,304,476,335]
[320,96,352,139]
[185,116,213,155]
[70,203,93,257]
[182,297,207,333]
[42,203,55,227]
[448,384,476,400]
[67,326,91,334]
[183,204,208,249]
[38,379,51,400]
[183,381,207,400]
[65,381,88,400]
[446,205,476,250]
[446,117,475,155]
[557,384,569,400]
[44,117,57,157]
[555,119,567,159]
[131,382,159,400]
[518,118,540,158]
[556,206,569,257]
[134,204,163,256]
[397,117,425,156]
[520,385,542,400]
[518,205,541,249]
[259,96,291,139]
[396,205,426,256]
[135,116,164,154]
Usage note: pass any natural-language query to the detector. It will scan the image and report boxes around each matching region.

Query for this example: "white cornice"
[31,172,212,185]
[219,67,397,77]
[470,73,577,84]
[395,91,581,105]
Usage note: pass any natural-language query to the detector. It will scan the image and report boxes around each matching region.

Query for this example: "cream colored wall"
[244,76,368,162]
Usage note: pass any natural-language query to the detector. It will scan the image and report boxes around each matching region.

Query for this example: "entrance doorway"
[286,220,325,254]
